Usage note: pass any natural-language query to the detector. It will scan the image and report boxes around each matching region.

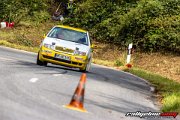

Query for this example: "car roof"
[56,25,87,33]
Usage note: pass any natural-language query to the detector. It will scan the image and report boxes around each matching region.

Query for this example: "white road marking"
[0,57,14,61]
[53,74,63,77]
[29,78,39,83]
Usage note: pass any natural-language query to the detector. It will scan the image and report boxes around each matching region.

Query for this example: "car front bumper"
[39,46,88,68]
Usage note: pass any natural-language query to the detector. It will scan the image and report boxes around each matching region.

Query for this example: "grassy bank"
[125,68,180,113]
[0,40,39,53]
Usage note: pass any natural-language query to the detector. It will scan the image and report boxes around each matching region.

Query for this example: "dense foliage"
[64,0,180,52]
[0,0,50,23]
[0,0,179,52]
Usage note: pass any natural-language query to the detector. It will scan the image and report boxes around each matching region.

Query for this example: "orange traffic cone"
[64,73,87,113]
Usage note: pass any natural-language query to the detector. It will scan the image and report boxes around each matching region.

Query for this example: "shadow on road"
[12,61,158,113]
[14,60,153,95]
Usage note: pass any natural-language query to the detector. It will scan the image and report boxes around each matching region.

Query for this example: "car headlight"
[74,50,86,56]
[44,43,55,50]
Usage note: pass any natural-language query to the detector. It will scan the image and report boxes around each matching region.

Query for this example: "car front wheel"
[79,58,91,72]
[36,52,47,66]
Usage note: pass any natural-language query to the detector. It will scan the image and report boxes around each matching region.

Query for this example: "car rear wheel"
[36,52,47,66]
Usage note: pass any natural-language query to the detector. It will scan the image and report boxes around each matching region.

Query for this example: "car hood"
[43,37,90,53]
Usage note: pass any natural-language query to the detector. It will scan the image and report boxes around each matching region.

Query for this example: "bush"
[64,0,180,53]
[0,0,50,23]
[1,0,179,53]
[15,34,33,47]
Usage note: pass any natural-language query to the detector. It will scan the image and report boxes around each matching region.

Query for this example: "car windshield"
[47,27,88,46]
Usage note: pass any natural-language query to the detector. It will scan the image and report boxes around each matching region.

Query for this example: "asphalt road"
[0,46,177,120]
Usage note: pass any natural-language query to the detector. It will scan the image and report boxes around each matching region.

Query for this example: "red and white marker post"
[126,43,133,64]
[0,22,7,28]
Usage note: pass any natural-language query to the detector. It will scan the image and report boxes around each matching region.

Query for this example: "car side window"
[48,28,61,38]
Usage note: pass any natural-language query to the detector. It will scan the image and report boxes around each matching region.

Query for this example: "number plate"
[55,54,70,61]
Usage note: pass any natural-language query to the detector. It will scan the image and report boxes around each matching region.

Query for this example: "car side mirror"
[43,34,46,38]
[91,44,98,49]
[91,44,94,49]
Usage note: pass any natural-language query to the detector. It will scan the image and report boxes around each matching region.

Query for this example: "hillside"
[64,0,180,53]
[0,0,180,53]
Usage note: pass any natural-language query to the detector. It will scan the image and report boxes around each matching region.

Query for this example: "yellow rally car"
[37,25,92,72]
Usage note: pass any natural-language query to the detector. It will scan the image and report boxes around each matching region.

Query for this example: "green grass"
[0,40,39,53]
[125,68,180,113]
[162,93,180,112]
[93,58,115,67]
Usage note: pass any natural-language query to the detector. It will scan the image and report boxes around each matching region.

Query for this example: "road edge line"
[0,46,37,55]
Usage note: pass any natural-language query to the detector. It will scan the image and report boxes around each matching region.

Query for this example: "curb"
[0,46,37,55]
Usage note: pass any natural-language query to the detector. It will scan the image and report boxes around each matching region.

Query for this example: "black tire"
[43,61,48,66]
[79,58,91,73]
[36,53,47,66]
[79,68,87,73]
[79,64,87,72]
